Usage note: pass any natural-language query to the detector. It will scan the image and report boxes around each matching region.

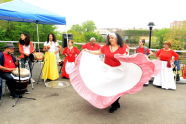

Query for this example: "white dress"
[153,61,176,90]
[44,41,59,53]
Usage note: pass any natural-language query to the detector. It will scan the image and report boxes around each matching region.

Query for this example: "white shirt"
[23,45,30,54]
[44,41,59,53]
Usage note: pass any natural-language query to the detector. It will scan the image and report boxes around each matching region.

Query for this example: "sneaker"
[25,89,31,94]
[31,78,36,83]
[44,79,47,83]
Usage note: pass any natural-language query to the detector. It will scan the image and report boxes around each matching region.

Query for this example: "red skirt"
[61,58,69,78]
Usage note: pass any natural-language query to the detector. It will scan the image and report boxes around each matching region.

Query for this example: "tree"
[71,24,83,33]
[0,20,56,41]
[70,20,96,33]
[84,32,105,43]
[154,28,170,48]
[82,20,96,32]
[67,30,85,43]
[67,20,104,44]
[0,0,12,3]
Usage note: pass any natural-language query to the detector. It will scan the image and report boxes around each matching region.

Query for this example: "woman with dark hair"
[136,39,153,86]
[88,33,127,113]
[61,40,80,78]
[42,33,60,82]
[18,33,35,71]
[69,33,159,113]
[136,39,153,56]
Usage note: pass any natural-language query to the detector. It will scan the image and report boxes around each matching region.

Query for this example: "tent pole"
[36,23,40,52]
[65,25,68,47]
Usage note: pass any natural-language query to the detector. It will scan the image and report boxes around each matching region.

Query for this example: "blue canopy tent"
[0,0,66,49]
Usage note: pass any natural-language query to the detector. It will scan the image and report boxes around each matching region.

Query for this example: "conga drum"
[29,52,44,62]
[11,68,30,95]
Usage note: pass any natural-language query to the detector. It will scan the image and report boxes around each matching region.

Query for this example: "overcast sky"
[24,0,186,31]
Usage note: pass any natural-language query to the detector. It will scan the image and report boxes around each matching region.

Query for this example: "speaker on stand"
[59,34,73,73]
[62,34,73,48]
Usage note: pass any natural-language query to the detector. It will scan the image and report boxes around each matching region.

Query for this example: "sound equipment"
[62,34,73,48]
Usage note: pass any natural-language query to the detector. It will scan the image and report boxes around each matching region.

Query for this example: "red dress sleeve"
[146,48,150,54]
[101,45,107,54]
[156,49,162,57]
[119,47,127,54]
[97,44,101,49]
[171,50,179,60]
[75,47,80,55]
[82,44,87,49]
[62,48,68,55]
[136,47,140,53]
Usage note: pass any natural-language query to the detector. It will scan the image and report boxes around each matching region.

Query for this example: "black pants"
[0,72,16,96]
[111,97,120,108]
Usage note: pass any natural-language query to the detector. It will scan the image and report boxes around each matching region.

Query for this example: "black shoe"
[109,106,118,113]
[116,103,120,108]
[144,84,149,87]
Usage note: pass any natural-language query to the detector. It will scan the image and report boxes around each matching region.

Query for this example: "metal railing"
[0,41,186,64]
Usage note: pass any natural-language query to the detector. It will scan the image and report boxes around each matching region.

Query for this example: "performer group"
[0,32,180,113]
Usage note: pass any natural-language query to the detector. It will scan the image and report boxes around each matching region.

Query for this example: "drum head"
[12,68,30,78]
[35,52,44,60]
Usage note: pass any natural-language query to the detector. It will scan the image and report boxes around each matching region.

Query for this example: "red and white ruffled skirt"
[69,52,161,109]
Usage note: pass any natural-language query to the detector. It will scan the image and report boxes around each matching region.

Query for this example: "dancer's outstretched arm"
[83,49,102,55]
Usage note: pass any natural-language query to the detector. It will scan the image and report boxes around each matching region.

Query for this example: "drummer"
[0,43,17,98]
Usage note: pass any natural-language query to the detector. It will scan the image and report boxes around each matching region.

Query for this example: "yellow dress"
[42,41,59,80]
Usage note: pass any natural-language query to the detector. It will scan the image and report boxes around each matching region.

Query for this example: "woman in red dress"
[136,39,153,56]
[61,40,80,78]
[136,39,153,86]
[70,33,160,112]
[86,33,127,113]
[153,41,179,90]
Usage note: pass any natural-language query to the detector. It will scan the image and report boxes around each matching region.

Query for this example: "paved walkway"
[0,63,186,124]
